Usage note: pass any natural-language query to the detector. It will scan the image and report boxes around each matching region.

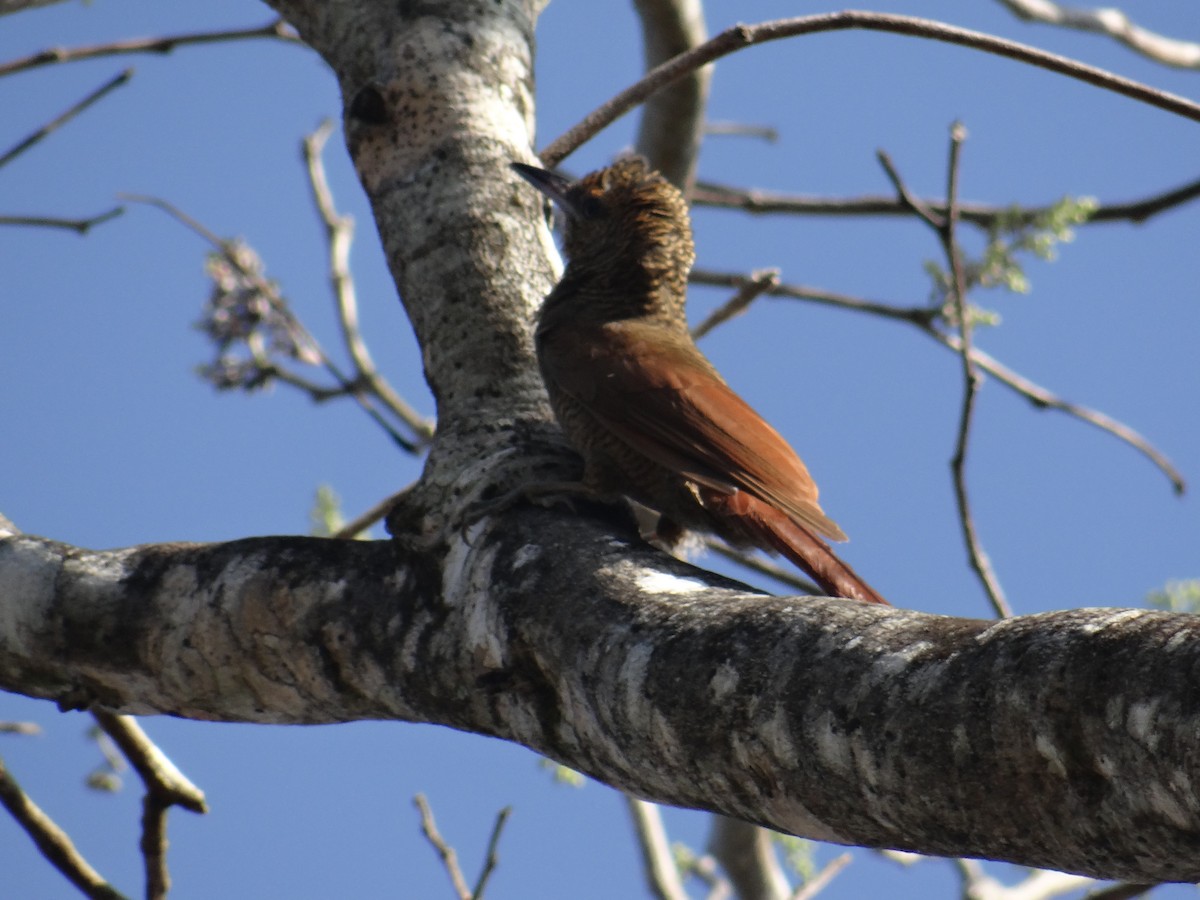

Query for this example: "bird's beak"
[511,162,579,218]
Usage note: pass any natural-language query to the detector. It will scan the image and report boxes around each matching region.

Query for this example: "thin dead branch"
[672,844,732,900]
[470,805,512,900]
[790,853,851,900]
[0,755,126,900]
[885,133,1012,614]
[0,18,300,78]
[332,485,415,540]
[690,269,1185,496]
[704,121,779,143]
[691,268,780,340]
[692,173,1200,228]
[996,0,1200,69]
[414,793,472,900]
[302,120,434,445]
[91,713,206,814]
[703,537,818,594]
[0,208,125,234]
[119,192,423,452]
[626,796,688,900]
[541,12,1200,166]
[92,713,206,900]
[0,68,132,169]
[709,817,790,900]
[932,335,1186,495]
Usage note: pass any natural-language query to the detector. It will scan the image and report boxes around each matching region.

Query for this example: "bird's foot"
[459,480,603,541]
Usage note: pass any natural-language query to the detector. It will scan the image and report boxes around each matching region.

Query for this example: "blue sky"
[2,1,1198,897]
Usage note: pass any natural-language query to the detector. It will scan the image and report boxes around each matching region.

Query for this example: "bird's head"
[512,157,695,297]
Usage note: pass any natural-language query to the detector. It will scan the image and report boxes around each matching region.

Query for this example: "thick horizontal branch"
[2,515,1199,882]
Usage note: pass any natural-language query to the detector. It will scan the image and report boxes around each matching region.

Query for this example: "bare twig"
[705,121,779,143]
[120,192,421,452]
[996,0,1200,69]
[877,151,945,231]
[691,268,779,340]
[0,208,125,234]
[671,843,732,900]
[414,793,471,900]
[691,269,1185,495]
[954,857,1107,900]
[0,721,42,735]
[541,12,1200,166]
[790,852,851,900]
[881,130,1012,616]
[0,0,71,16]
[470,805,512,900]
[692,173,1200,228]
[626,796,688,900]
[942,125,1011,617]
[302,120,434,444]
[703,537,818,594]
[0,755,127,900]
[332,485,414,540]
[708,817,790,900]
[691,269,936,327]
[139,797,170,900]
[91,713,206,814]
[91,713,206,900]
[0,18,300,78]
[0,69,132,169]
[932,335,1186,495]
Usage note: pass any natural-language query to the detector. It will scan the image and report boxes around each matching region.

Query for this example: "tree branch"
[541,12,1200,167]
[471,804,512,900]
[0,208,124,234]
[632,0,710,192]
[301,120,434,445]
[627,796,688,900]
[791,853,850,900]
[414,793,472,900]
[708,817,790,900]
[879,131,1013,617]
[3,520,1200,883]
[995,0,1200,70]
[0,68,132,169]
[0,754,126,899]
[688,270,1186,495]
[691,173,1200,228]
[0,18,301,78]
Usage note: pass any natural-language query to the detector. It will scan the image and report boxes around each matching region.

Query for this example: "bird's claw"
[458,481,599,544]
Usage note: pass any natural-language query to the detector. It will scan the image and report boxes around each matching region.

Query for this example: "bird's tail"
[704,489,889,605]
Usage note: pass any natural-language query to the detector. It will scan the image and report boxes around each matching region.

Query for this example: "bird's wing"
[541,321,848,542]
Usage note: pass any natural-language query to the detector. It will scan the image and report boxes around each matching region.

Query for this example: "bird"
[512,156,887,605]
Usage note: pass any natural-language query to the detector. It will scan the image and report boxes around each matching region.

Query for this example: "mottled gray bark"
[3,516,1200,883]
[3,0,1199,887]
